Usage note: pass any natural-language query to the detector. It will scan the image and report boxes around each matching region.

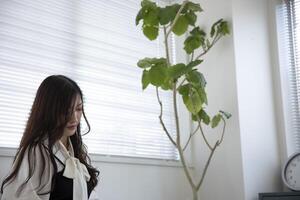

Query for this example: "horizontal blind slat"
[0,0,178,160]
[279,0,300,152]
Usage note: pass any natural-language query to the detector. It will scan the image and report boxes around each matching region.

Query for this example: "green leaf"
[210,19,230,37]
[210,19,223,37]
[161,4,180,22]
[197,86,207,105]
[136,9,143,25]
[137,57,167,68]
[159,5,178,25]
[168,63,186,79]
[187,71,206,88]
[219,21,230,35]
[141,0,156,8]
[190,27,206,36]
[172,15,189,36]
[191,114,198,121]
[184,36,201,54]
[187,60,203,68]
[183,89,203,115]
[142,70,150,90]
[137,57,153,68]
[171,4,181,15]
[211,114,222,128]
[178,84,190,96]
[159,7,171,25]
[186,2,203,12]
[143,25,159,40]
[161,78,173,90]
[143,7,159,26]
[184,27,206,54]
[185,11,197,26]
[149,65,168,86]
[199,109,210,125]
[151,58,167,65]
[140,0,159,26]
[219,110,232,119]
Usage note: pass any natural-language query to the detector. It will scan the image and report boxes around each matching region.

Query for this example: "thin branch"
[194,35,222,60]
[197,120,213,151]
[188,90,213,151]
[173,82,196,190]
[195,116,227,190]
[196,141,218,190]
[217,116,226,145]
[190,51,194,63]
[156,87,177,147]
[166,0,189,38]
[183,123,200,151]
[163,26,171,66]
[177,78,186,89]
[173,83,181,146]
[178,145,196,190]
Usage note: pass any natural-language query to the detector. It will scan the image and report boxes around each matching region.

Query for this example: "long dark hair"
[0,75,99,196]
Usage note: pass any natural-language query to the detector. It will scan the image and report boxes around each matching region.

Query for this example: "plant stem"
[156,87,177,147]
[183,123,200,151]
[190,51,194,63]
[173,82,196,191]
[197,120,213,151]
[194,35,222,60]
[193,189,198,200]
[173,83,180,146]
[217,116,226,145]
[166,0,189,38]
[163,26,171,66]
[196,141,218,190]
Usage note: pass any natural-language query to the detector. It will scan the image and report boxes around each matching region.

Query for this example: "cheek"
[77,112,82,120]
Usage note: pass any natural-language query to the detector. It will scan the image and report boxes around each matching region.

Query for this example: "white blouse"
[0,140,99,200]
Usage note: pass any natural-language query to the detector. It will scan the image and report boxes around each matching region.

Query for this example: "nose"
[70,110,78,123]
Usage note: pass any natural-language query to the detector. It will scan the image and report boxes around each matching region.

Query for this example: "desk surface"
[259,192,300,200]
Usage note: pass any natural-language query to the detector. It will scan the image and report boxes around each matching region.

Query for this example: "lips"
[67,124,77,129]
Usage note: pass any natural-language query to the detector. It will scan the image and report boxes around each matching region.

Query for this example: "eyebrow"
[76,103,83,107]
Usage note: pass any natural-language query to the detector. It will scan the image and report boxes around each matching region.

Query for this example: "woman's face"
[63,94,83,137]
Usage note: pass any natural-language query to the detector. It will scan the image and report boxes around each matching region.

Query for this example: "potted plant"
[135,0,231,199]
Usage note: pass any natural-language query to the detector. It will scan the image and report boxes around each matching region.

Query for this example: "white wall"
[191,0,245,200]
[190,0,282,200]
[0,152,193,200]
[232,0,282,199]
[95,161,190,200]
[0,0,286,200]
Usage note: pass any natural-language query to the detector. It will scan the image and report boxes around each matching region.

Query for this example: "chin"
[64,129,77,137]
[68,131,76,136]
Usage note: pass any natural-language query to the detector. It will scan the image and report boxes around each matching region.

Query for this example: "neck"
[60,136,69,149]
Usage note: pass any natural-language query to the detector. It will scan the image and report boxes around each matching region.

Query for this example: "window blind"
[278,0,300,152]
[0,0,178,160]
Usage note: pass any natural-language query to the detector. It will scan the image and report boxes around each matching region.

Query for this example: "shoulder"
[1,143,53,199]
[14,143,50,167]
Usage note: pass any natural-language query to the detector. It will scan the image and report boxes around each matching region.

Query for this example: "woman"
[0,75,100,200]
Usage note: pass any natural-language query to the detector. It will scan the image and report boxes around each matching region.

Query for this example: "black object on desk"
[259,192,300,200]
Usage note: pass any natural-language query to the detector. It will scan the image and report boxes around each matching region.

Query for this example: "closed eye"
[76,107,83,111]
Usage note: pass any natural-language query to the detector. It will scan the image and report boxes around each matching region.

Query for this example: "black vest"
[49,155,92,200]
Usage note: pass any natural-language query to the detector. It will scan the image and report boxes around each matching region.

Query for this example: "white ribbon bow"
[63,157,91,181]
[59,149,91,200]
[53,140,92,200]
